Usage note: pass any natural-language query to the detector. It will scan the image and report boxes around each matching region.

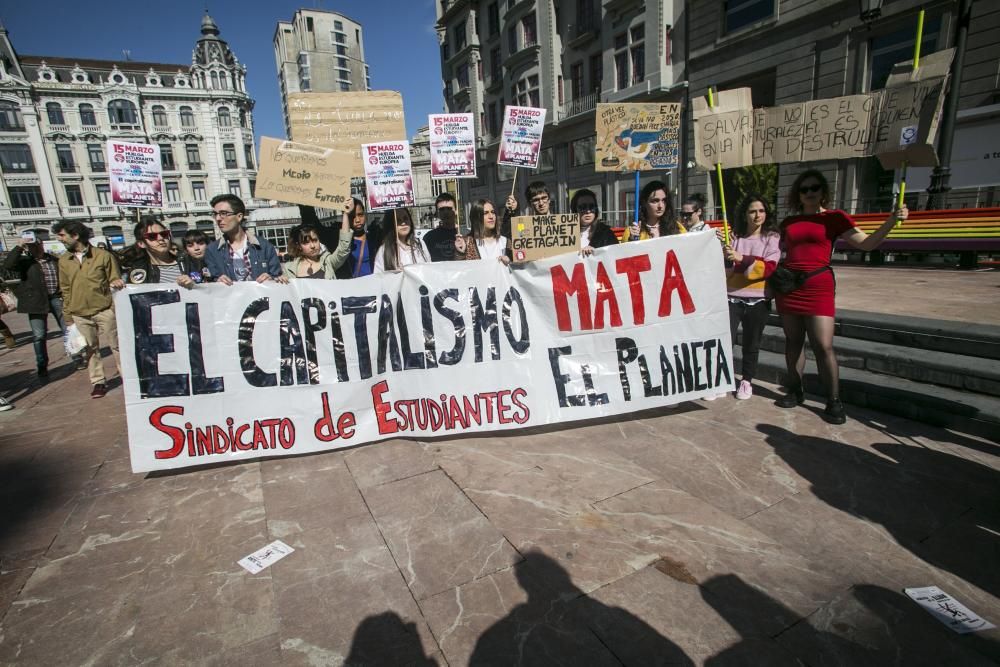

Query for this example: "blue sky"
[1,0,444,143]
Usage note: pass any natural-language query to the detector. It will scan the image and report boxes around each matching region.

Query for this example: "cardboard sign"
[429,113,477,179]
[874,77,948,169]
[595,103,682,171]
[362,140,414,211]
[509,214,579,262]
[254,137,352,209]
[107,141,162,207]
[498,106,546,168]
[288,91,406,175]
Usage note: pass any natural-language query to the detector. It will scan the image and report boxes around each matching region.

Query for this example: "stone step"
[749,327,1000,398]
[733,347,1000,441]
[765,309,1000,361]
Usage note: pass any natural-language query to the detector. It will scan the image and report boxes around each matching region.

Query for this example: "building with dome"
[0,14,269,250]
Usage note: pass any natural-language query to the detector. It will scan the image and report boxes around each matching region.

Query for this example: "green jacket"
[282,234,351,280]
[58,245,121,323]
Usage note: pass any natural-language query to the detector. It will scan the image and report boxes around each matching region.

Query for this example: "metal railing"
[558,91,598,120]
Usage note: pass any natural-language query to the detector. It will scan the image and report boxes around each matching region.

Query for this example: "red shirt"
[780,209,856,272]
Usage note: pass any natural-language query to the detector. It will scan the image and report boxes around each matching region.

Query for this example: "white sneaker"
[702,394,720,402]
[0,396,12,412]
[736,380,753,400]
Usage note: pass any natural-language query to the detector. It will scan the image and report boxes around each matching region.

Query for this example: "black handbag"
[767,265,830,294]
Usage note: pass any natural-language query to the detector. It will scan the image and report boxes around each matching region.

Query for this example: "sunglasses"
[575,204,598,213]
[681,211,694,218]
[396,219,411,226]
[143,230,171,241]
[799,184,823,194]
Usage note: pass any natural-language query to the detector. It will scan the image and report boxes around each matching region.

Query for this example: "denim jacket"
[205,229,282,281]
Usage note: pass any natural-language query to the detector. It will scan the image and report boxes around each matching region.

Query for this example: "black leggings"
[729,299,770,382]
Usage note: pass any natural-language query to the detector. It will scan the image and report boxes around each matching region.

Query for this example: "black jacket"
[2,247,59,314]
[123,253,212,284]
[587,222,620,249]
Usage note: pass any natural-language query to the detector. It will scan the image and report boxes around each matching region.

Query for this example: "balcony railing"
[558,91,599,120]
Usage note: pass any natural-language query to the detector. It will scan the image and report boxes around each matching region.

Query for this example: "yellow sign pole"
[897,9,925,225]
[707,87,731,244]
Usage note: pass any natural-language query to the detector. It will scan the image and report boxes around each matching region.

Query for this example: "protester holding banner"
[681,194,709,232]
[374,208,431,272]
[122,217,207,287]
[178,230,213,287]
[456,199,510,264]
[423,193,459,262]
[205,194,284,285]
[722,195,780,400]
[622,181,685,241]
[775,169,907,423]
[571,189,618,254]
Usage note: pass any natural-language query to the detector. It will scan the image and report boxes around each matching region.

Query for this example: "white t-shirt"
[580,226,592,248]
[374,239,431,273]
[475,236,508,261]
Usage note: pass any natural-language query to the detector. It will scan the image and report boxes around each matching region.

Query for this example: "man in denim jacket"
[204,194,284,284]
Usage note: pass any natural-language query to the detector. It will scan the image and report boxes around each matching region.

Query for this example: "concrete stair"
[733,310,1000,441]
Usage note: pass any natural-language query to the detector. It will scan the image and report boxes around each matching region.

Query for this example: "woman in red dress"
[776,169,908,423]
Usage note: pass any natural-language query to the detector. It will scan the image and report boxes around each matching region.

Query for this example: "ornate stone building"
[0,14,268,250]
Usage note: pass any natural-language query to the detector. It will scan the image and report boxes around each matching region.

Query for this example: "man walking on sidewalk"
[2,236,82,377]
[54,221,123,399]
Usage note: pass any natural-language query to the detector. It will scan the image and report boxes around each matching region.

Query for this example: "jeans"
[729,298,771,382]
[28,295,70,368]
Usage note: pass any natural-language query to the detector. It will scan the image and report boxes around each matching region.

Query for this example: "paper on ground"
[904,586,996,634]
[238,540,295,574]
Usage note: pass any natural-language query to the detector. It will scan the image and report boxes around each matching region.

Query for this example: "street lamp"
[858,0,883,26]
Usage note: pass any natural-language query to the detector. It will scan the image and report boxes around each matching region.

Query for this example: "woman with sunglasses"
[123,217,202,286]
[776,169,908,423]
[680,193,708,232]
[456,199,511,264]
[570,188,617,255]
[622,180,685,241]
[722,194,780,400]
[373,208,430,272]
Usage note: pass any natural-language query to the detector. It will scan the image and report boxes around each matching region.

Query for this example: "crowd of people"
[0,173,907,424]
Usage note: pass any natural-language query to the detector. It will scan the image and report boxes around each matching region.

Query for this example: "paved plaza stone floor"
[0,266,998,665]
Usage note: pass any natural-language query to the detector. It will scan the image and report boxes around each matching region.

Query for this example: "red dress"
[775,209,857,317]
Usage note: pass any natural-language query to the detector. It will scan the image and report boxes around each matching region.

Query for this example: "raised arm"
[840,206,908,252]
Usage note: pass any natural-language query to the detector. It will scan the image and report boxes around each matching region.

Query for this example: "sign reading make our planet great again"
[116,234,734,473]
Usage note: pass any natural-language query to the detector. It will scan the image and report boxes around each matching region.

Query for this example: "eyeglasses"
[799,184,822,194]
[213,210,239,218]
[574,204,598,213]
[530,195,550,204]
[142,230,171,241]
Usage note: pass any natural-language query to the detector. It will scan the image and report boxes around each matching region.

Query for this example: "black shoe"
[90,383,107,399]
[824,399,847,424]
[75,358,87,371]
[776,387,804,408]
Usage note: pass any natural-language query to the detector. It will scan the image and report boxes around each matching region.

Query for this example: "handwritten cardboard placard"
[595,103,682,172]
[288,91,406,175]
[254,137,352,208]
[362,140,415,211]
[429,113,477,178]
[498,106,547,168]
[510,214,579,262]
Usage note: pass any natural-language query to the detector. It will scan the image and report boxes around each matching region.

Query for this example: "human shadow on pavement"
[344,611,439,667]
[757,424,1000,599]
[470,550,693,666]
[702,574,999,665]
[0,459,55,553]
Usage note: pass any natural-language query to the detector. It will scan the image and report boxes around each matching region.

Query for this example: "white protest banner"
[595,103,682,172]
[498,106,547,168]
[116,234,734,473]
[254,137,353,208]
[362,140,415,211]
[429,113,477,179]
[107,141,162,208]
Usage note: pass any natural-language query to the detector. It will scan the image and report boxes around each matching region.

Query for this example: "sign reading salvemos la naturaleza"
[117,233,734,473]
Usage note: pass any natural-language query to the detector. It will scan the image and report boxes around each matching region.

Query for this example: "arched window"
[151,105,168,127]
[219,72,228,90]
[179,106,195,128]
[210,71,219,89]
[46,102,65,125]
[107,99,138,127]
[217,107,231,127]
[79,103,97,127]
[0,101,25,131]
